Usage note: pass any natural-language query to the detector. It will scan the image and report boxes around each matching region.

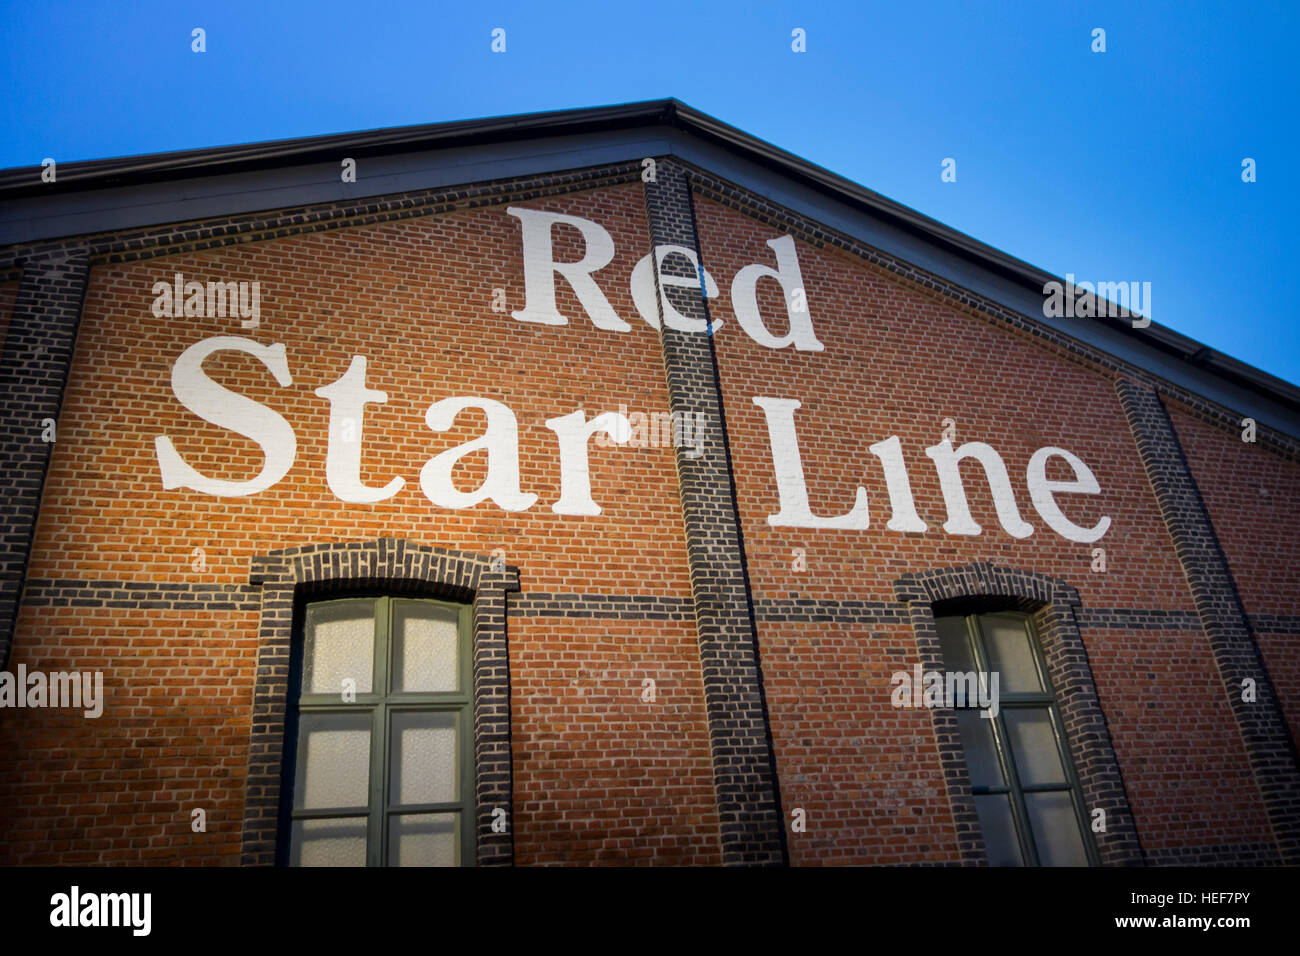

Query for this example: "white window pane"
[974,794,1024,866]
[389,711,457,806]
[1005,709,1067,785]
[388,813,458,866]
[290,816,367,867]
[304,601,375,695]
[294,712,371,810]
[1026,791,1089,866]
[955,708,1005,788]
[980,615,1043,692]
[392,601,459,693]
[936,616,975,672]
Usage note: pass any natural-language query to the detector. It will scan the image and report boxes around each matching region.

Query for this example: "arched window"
[935,610,1097,866]
[278,594,475,866]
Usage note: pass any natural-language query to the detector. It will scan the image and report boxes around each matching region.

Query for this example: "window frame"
[277,592,476,867]
[941,610,1100,867]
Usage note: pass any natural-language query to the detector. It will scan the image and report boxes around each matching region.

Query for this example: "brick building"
[0,100,1296,867]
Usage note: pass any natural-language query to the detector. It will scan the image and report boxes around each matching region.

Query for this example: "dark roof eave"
[0,100,682,197]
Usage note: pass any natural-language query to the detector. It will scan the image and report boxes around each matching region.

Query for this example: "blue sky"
[3,0,1296,383]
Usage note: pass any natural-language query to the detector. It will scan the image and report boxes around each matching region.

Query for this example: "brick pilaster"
[642,160,786,865]
[1116,379,1300,864]
[0,250,91,667]
[472,564,518,866]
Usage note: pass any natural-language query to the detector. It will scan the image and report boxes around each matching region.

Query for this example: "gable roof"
[2,98,1296,437]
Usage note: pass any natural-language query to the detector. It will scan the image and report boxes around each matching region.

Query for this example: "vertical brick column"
[1116,379,1300,864]
[472,563,519,866]
[0,250,91,668]
[642,160,786,864]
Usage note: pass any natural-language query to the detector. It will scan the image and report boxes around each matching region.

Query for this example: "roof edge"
[2,98,1295,411]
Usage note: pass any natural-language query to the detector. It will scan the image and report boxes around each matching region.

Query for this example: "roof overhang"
[2,98,1296,437]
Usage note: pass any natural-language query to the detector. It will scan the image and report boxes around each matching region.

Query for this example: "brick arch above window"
[241,538,518,866]
[893,561,1145,867]
[893,560,1078,611]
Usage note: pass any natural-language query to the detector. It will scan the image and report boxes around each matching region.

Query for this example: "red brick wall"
[1,182,721,864]
[1168,401,1300,745]
[2,178,1291,866]
[692,195,1274,862]
[509,617,719,864]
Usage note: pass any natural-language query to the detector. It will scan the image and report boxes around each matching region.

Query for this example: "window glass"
[973,795,1024,867]
[390,711,458,806]
[285,596,472,867]
[979,614,1043,692]
[1004,709,1067,786]
[392,600,459,693]
[1025,792,1089,866]
[293,713,371,810]
[937,611,1093,867]
[936,616,975,673]
[291,818,367,867]
[955,708,1004,788]
[304,600,375,695]
[388,813,459,867]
